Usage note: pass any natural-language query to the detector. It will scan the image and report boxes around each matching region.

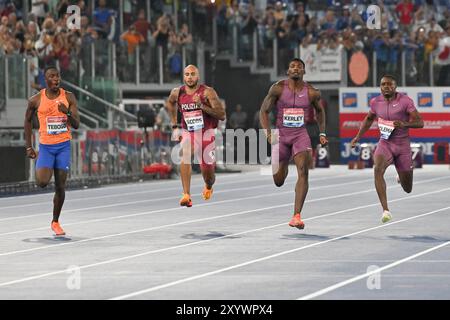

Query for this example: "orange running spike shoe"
[51,221,66,236]
[288,213,305,230]
[180,193,193,207]
[202,186,213,201]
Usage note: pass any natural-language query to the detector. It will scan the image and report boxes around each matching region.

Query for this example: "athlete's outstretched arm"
[259,83,282,141]
[199,87,226,121]
[394,110,424,129]
[351,111,376,148]
[310,88,328,146]
[24,95,39,158]
[63,92,80,129]
[166,87,180,126]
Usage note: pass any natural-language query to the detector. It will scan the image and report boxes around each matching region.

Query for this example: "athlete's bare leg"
[180,142,194,195]
[374,155,390,211]
[35,168,53,188]
[53,168,68,222]
[273,162,289,187]
[201,167,215,189]
[293,151,311,214]
[397,170,413,193]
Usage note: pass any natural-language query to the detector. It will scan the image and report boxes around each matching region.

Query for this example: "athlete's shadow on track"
[181,231,241,240]
[387,235,450,243]
[22,236,83,243]
[281,234,337,241]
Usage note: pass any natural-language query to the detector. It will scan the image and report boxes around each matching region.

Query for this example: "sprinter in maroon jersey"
[166,65,226,207]
[259,58,328,229]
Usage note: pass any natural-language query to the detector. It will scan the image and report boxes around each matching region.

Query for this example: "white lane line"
[0,171,257,202]
[110,206,450,300]
[0,174,444,235]
[297,241,450,300]
[0,178,448,258]
[0,173,362,221]
[0,167,348,203]
[1,186,448,290]
[0,178,370,237]
[0,185,380,256]
[0,172,288,210]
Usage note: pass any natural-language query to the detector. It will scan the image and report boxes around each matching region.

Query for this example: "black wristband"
[172,124,180,129]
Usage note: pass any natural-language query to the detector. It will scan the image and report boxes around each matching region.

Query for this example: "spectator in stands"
[93,0,114,39]
[178,23,193,48]
[80,15,98,45]
[396,0,415,32]
[229,104,248,130]
[56,0,69,19]
[133,9,151,42]
[7,10,15,28]
[153,13,170,50]
[239,3,258,60]
[386,31,402,79]
[34,17,57,67]
[404,30,419,84]
[372,30,390,81]
[0,1,15,19]
[0,14,8,31]
[193,0,208,40]
[423,16,444,34]
[13,18,25,49]
[156,105,171,133]
[349,7,364,29]
[30,0,48,25]
[120,24,145,63]
[337,5,350,31]
[293,12,307,43]
[26,20,40,43]
[76,0,88,17]
[273,1,286,25]
[437,9,449,29]
[276,19,291,70]
[320,9,337,31]
[53,31,70,73]
[216,1,229,47]
[434,24,450,86]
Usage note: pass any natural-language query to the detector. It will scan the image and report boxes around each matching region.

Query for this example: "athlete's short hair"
[380,74,397,84]
[289,58,305,69]
[44,65,58,75]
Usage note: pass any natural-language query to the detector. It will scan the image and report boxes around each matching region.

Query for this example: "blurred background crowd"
[0,0,449,90]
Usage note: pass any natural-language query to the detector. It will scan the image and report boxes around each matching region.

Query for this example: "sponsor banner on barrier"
[340,138,450,164]
[83,129,170,175]
[339,88,450,113]
[300,44,343,82]
[340,113,450,138]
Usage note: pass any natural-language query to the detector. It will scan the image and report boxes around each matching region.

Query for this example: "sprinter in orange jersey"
[24,66,80,236]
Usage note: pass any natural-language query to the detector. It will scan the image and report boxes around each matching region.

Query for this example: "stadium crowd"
[0,0,449,88]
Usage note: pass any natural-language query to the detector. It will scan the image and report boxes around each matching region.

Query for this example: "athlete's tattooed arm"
[351,111,376,148]
[197,87,226,121]
[309,86,328,146]
[394,110,424,129]
[259,82,282,141]
[166,87,180,126]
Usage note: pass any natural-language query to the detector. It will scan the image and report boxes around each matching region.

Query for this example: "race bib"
[46,116,68,135]
[378,118,395,140]
[283,108,304,128]
[184,110,204,131]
